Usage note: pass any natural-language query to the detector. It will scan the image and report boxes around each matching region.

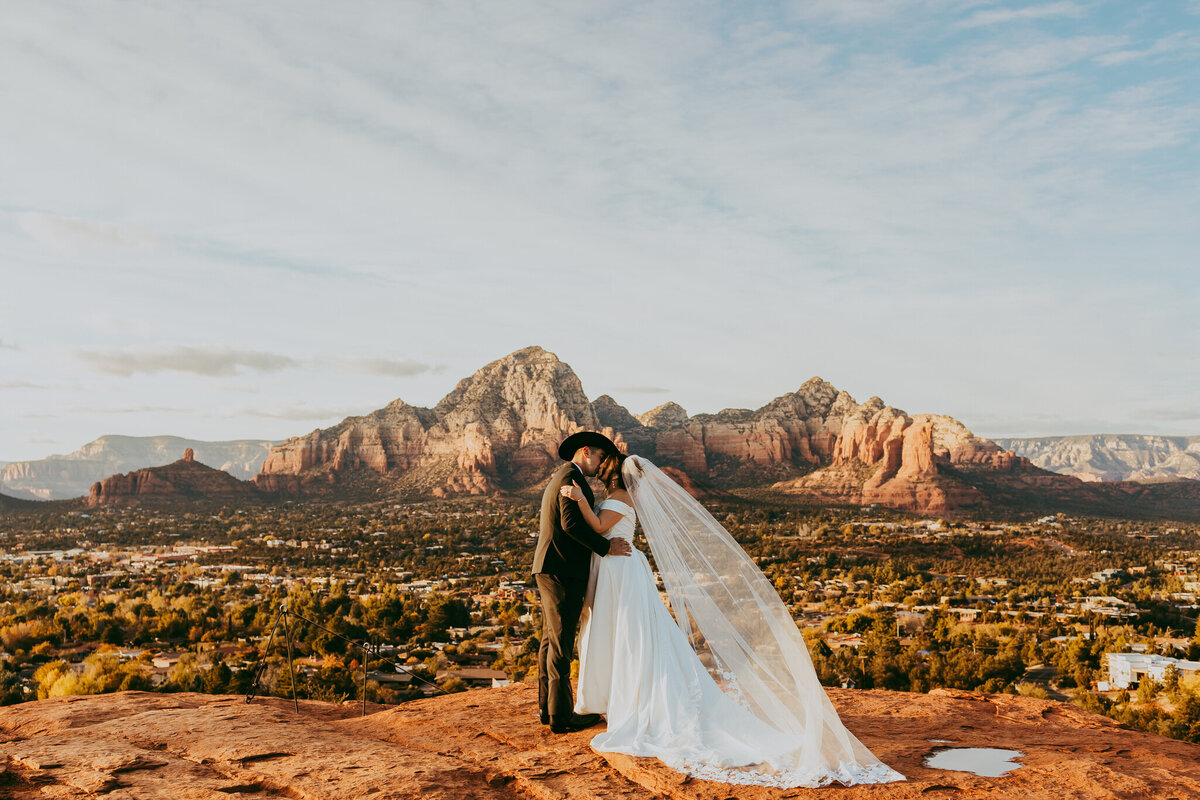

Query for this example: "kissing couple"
[532,431,905,789]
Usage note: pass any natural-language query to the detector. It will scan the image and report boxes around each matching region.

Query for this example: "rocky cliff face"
[87,450,264,507]
[255,347,620,497]
[250,347,1200,518]
[597,380,1085,515]
[2,684,1199,800]
[995,434,1200,482]
[770,411,1048,514]
[1,435,277,500]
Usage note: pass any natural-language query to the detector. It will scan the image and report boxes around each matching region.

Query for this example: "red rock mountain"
[87,449,264,508]
[2,684,1199,799]
[251,346,1200,518]
[255,347,617,498]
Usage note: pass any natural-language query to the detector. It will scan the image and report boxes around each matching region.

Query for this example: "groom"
[532,431,632,733]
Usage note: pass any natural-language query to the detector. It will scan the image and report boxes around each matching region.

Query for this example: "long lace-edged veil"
[622,455,904,785]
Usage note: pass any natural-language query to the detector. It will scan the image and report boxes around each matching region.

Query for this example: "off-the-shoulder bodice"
[596,498,636,539]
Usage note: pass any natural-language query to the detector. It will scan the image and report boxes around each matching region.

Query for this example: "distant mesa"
[995,434,1200,483]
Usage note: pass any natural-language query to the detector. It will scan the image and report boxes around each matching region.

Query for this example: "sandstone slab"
[2,683,1199,799]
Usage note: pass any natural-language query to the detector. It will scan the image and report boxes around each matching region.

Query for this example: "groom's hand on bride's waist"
[608,538,632,557]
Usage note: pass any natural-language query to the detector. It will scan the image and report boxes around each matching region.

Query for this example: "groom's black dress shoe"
[549,713,601,734]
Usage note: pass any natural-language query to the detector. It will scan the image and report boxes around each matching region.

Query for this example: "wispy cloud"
[18,212,158,255]
[1093,31,1200,67]
[343,357,437,377]
[788,0,928,25]
[0,339,18,351]
[962,33,1129,76]
[78,346,300,377]
[243,406,362,421]
[0,380,46,390]
[958,2,1085,29]
[75,347,442,380]
[965,411,1125,438]
[64,405,194,415]
[1139,406,1200,423]
[613,385,671,394]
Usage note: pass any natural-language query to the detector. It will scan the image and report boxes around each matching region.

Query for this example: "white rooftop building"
[1104,652,1200,690]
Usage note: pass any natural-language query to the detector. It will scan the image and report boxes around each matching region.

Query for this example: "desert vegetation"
[1,500,1198,741]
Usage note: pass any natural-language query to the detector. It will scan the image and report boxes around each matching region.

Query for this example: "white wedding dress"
[573,476,904,789]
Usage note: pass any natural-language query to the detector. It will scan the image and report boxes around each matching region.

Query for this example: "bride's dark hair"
[601,451,628,491]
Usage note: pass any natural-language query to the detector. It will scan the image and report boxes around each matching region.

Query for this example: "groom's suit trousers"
[535,573,585,721]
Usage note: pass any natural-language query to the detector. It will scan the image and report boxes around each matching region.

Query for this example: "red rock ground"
[2,683,1199,799]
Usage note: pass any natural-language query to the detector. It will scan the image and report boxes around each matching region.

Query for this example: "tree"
[0,667,24,705]
[417,597,470,643]
[1168,692,1200,743]
[204,658,233,694]
[166,653,204,692]
[1163,664,1181,697]
[101,621,125,646]
[34,660,74,698]
[440,677,467,693]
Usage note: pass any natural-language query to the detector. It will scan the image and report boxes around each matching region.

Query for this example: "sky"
[2,1,1199,462]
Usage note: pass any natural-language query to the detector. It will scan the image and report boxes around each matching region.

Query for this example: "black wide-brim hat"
[558,431,617,461]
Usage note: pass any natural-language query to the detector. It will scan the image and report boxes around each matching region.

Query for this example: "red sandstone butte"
[87,451,263,508]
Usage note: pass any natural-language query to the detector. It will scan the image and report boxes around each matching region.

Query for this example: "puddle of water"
[928,739,956,744]
[924,747,1023,777]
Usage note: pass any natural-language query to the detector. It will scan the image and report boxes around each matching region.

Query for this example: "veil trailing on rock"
[622,455,904,786]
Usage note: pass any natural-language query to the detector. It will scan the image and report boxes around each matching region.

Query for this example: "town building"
[1103,652,1200,690]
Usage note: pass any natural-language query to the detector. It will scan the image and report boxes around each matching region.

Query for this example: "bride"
[558,451,904,789]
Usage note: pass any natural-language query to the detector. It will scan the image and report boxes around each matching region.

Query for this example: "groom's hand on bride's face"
[608,538,632,557]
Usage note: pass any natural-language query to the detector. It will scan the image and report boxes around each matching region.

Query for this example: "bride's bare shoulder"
[608,489,633,504]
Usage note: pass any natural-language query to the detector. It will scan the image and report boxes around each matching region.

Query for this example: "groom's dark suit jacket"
[532,462,612,584]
